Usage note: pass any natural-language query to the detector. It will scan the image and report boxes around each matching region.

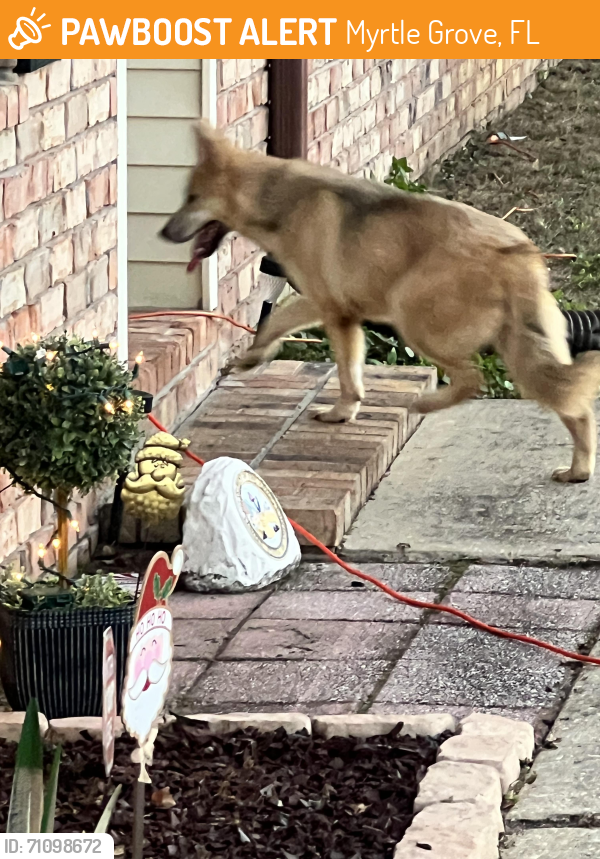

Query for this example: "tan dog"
[162,121,600,483]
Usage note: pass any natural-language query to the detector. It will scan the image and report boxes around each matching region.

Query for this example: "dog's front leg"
[236,296,322,369]
[315,321,365,423]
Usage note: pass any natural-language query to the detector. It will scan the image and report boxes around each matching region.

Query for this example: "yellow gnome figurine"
[121,432,191,523]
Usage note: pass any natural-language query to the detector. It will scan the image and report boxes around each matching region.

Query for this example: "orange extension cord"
[146,413,600,668]
[129,310,323,343]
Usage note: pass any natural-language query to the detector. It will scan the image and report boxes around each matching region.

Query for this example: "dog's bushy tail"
[498,257,600,416]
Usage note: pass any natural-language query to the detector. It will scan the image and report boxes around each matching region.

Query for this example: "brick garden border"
[0,710,534,858]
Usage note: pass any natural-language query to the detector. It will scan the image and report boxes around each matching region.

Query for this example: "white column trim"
[201,59,219,311]
[116,59,129,363]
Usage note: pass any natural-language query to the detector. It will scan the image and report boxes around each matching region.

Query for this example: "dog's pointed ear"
[193,120,227,165]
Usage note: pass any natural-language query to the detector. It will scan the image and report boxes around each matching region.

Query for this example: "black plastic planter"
[0,604,134,719]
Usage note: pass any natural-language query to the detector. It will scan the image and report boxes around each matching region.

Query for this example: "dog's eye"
[187,194,199,204]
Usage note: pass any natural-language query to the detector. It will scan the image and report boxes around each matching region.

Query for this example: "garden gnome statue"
[121,432,190,523]
[181,457,301,592]
[122,546,184,782]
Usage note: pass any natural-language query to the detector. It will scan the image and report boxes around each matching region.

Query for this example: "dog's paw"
[314,403,359,423]
[552,466,591,483]
[233,350,265,372]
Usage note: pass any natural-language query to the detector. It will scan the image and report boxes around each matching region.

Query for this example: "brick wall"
[0,59,118,571]
[307,59,554,179]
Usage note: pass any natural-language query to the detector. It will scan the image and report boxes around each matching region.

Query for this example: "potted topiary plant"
[0,334,144,719]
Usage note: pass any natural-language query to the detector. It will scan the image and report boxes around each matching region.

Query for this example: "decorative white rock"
[415,761,504,834]
[0,711,48,741]
[395,801,500,859]
[186,712,311,735]
[313,713,457,740]
[182,457,301,592]
[461,712,535,762]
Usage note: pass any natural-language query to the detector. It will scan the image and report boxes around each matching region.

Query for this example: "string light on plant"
[51,537,61,550]
[31,333,40,344]
[135,351,144,364]
[37,544,46,559]
[123,399,134,414]
[104,400,116,415]
[70,519,80,533]
[45,350,57,362]
[109,340,119,351]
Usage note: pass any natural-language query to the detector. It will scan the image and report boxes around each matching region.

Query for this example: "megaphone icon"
[8,9,50,50]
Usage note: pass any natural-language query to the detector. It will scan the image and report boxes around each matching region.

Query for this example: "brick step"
[114,361,436,547]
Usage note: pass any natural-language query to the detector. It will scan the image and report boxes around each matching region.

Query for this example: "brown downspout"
[259,61,308,309]
[267,59,308,159]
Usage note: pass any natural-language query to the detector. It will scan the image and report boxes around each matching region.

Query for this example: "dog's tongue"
[187,220,229,272]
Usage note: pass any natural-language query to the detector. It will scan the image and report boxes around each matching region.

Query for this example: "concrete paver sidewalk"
[344,400,600,564]
[169,561,600,740]
[503,642,600,856]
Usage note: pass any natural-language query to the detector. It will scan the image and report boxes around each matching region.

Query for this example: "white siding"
[127,61,201,309]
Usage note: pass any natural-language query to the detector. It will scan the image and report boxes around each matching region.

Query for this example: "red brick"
[49,145,77,192]
[91,208,116,256]
[8,304,33,346]
[46,60,71,100]
[49,235,73,283]
[0,508,18,561]
[73,222,93,270]
[109,77,117,117]
[3,167,30,217]
[15,495,42,544]
[89,255,109,301]
[108,163,117,205]
[227,85,247,123]
[38,194,64,243]
[86,169,109,215]
[87,82,110,127]
[176,372,198,415]
[6,87,19,128]
[63,270,88,317]
[65,91,88,139]
[18,85,29,123]
[0,89,7,132]
[108,248,117,289]
[40,284,65,334]
[12,208,38,259]
[28,157,49,203]
[24,248,51,302]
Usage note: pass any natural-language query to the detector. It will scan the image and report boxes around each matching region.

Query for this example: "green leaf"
[41,745,62,833]
[7,699,44,833]
[160,579,174,601]
[153,573,161,601]
[95,784,122,834]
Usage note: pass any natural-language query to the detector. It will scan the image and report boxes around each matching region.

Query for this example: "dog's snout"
[160,219,184,243]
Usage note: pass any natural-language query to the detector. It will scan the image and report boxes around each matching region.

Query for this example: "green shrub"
[0,335,142,497]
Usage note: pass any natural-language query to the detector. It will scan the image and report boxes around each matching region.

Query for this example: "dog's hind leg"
[315,321,365,423]
[498,286,600,482]
[411,359,483,414]
[236,296,322,369]
[552,408,597,483]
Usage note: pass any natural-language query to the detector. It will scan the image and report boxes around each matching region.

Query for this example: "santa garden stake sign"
[122,545,185,783]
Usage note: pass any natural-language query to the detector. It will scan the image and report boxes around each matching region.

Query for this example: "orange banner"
[0,1,590,59]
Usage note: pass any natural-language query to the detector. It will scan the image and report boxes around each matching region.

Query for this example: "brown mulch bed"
[0,719,450,858]
[432,59,600,307]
